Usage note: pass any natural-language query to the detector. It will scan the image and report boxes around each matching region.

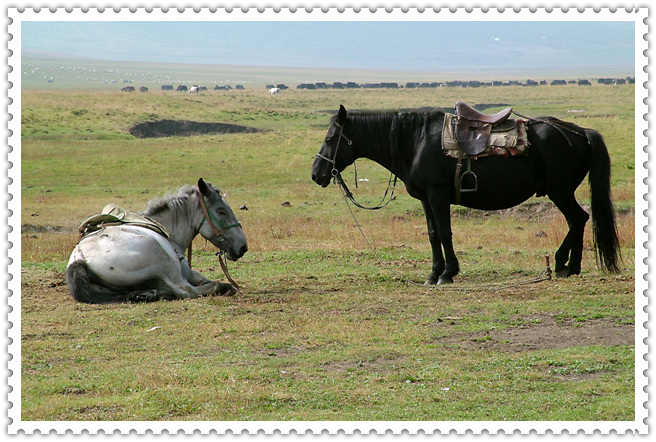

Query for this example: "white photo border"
[5,4,650,435]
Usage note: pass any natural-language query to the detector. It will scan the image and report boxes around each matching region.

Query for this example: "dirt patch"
[439,316,634,353]
[129,119,265,138]
[453,201,634,222]
[21,224,69,234]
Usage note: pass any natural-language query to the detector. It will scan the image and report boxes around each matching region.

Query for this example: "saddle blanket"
[441,113,530,159]
[78,204,169,239]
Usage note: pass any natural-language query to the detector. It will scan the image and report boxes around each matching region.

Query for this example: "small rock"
[281,201,292,207]
[535,230,548,237]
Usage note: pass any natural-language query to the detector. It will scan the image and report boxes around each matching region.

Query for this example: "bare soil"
[439,315,634,353]
[129,119,265,138]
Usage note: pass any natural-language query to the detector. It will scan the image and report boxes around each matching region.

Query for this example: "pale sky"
[22,21,635,74]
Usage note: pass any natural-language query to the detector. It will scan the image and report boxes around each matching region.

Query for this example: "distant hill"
[21,52,632,91]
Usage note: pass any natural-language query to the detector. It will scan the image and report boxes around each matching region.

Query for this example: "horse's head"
[196,178,248,261]
[312,105,357,187]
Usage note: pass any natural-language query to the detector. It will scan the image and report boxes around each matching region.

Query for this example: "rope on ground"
[338,182,552,291]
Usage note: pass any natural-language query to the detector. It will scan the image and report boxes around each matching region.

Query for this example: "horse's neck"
[146,199,200,252]
[351,114,406,180]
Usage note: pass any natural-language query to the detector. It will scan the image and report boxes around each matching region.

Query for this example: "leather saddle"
[454,102,513,156]
[78,204,169,239]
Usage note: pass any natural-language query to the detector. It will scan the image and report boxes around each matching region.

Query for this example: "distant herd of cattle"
[121,77,635,92]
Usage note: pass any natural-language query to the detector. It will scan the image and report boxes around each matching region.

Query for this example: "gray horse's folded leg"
[128,290,160,303]
[196,281,237,296]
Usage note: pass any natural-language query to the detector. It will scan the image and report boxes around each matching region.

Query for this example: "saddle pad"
[442,113,530,159]
[78,204,169,238]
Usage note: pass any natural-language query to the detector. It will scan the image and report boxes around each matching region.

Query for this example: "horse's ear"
[198,178,210,196]
[337,105,347,125]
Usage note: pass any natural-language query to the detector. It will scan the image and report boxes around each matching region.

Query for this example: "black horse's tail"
[66,260,133,304]
[586,129,621,273]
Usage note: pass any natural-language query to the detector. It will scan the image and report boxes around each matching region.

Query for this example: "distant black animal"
[161,85,174,91]
[312,105,620,284]
[139,86,148,92]
[177,85,188,92]
[121,86,135,92]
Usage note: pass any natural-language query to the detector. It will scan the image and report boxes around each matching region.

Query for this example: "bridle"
[315,121,397,211]
[314,121,352,178]
[187,187,242,290]
[195,188,242,240]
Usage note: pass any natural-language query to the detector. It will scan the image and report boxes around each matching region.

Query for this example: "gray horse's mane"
[141,182,220,217]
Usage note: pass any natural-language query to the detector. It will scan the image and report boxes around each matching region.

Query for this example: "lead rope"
[187,241,241,292]
[337,185,552,290]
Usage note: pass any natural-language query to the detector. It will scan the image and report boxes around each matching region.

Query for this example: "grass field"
[19,80,637,423]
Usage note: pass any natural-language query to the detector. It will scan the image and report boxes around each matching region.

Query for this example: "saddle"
[78,204,169,239]
[454,102,513,156]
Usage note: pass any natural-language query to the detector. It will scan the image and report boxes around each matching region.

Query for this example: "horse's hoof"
[437,276,454,284]
[424,278,437,286]
[555,268,570,278]
[215,282,237,296]
[129,290,158,303]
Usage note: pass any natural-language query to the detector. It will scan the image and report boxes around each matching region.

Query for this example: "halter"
[188,188,242,290]
[195,188,242,240]
[314,121,352,177]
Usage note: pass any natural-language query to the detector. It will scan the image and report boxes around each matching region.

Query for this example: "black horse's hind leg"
[550,193,590,277]
[422,200,446,284]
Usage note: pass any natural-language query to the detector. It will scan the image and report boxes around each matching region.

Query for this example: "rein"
[335,171,398,210]
[512,111,586,147]
[315,121,399,211]
[187,188,242,290]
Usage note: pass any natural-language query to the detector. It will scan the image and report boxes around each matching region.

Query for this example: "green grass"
[20,81,636,422]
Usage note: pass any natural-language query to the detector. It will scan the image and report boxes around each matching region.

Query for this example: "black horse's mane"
[338,108,446,161]
[335,110,397,143]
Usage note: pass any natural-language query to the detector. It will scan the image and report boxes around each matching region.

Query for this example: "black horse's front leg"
[422,200,445,284]
[423,198,460,284]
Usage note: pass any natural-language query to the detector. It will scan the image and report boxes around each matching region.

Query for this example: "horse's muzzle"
[311,171,331,188]
[227,243,248,261]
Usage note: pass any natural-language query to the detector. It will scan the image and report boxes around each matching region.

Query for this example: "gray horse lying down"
[66,178,248,303]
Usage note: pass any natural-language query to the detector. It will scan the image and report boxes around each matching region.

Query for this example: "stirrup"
[459,170,478,193]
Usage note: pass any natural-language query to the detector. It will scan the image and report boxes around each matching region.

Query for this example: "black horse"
[311,105,620,284]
